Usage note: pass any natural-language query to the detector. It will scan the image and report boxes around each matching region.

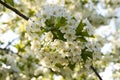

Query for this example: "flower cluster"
[26,4,101,79]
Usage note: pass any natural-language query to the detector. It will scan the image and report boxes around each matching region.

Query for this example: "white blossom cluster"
[26,4,101,78]
[1,0,120,79]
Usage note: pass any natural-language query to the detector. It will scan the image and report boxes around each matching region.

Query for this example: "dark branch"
[90,65,102,80]
[5,38,18,48]
[0,0,29,20]
[0,38,22,57]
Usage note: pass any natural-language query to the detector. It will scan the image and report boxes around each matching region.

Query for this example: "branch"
[5,38,19,48]
[90,65,102,80]
[0,0,29,20]
[0,38,22,57]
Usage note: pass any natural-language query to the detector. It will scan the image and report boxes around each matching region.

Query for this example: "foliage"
[4,0,14,6]
[0,0,120,80]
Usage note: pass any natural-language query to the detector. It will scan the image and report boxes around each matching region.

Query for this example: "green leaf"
[76,28,94,37]
[75,20,86,36]
[68,63,75,70]
[34,58,39,64]
[55,63,63,68]
[76,20,93,37]
[45,16,55,27]
[81,0,88,5]
[15,42,25,52]
[76,36,87,42]
[4,0,14,6]
[2,6,6,12]
[52,30,66,41]
[71,16,77,21]
[81,49,93,63]
[28,9,35,17]
[80,30,89,36]
[44,27,55,32]
[81,30,94,37]
[17,62,24,71]
[27,55,33,62]
[0,58,7,63]
[55,17,67,28]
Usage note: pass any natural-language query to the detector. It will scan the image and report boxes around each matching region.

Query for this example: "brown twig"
[90,65,102,80]
[0,0,29,20]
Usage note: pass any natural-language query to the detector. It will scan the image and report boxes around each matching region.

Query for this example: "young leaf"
[80,30,90,37]
[81,49,93,63]
[15,42,25,52]
[55,17,67,28]
[4,0,14,6]
[81,30,94,37]
[44,27,55,32]
[52,30,66,41]
[45,16,55,27]
[55,63,64,68]
[75,20,86,36]
[76,36,87,42]
[68,63,75,70]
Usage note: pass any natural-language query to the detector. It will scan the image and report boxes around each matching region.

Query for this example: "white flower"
[31,39,40,51]
[26,19,34,32]
[65,41,74,49]
[44,32,53,41]
[31,77,36,80]
[83,18,94,35]
[5,54,20,73]
[40,57,51,67]
[59,26,70,33]
[26,3,101,76]
[71,47,81,56]
[59,49,71,57]
[64,32,76,41]
[51,39,64,49]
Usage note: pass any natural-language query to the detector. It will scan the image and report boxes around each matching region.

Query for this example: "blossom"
[26,3,101,79]
[44,31,53,41]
